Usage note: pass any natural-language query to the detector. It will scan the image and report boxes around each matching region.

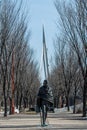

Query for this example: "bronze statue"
[36,80,53,126]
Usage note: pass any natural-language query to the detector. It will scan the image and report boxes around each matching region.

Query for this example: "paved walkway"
[0,111,87,130]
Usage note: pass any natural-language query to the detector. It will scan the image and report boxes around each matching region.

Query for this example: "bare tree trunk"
[3,76,7,117]
[9,97,12,115]
[16,91,19,109]
[83,69,87,117]
[19,94,23,111]
[66,95,70,111]
[56,96,59,108]
[73,86,76,114]
[3,74,7,117]
[3,96,7,117]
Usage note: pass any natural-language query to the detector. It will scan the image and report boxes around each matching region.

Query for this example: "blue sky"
[28,0,57,62]
[22,0,58,80]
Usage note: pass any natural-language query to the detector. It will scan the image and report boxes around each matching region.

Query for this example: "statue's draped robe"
[36,85,53,110]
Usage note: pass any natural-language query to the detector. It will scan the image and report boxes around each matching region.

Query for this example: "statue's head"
[43,80,47,86]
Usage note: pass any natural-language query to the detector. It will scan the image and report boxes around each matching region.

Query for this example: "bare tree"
[72,69,83,113]
[51,35,80,110]
[0,0,40,116]
[55,0,87,117]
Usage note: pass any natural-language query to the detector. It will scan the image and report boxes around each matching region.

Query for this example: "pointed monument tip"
[42,24,44,31]
[43,25,45,44]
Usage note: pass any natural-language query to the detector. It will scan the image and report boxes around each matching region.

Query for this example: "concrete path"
[0,111,87,130]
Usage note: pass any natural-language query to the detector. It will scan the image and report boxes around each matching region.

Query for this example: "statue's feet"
[41,123,48,127]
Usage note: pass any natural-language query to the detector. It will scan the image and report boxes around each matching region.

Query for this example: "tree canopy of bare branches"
[51,0,87,116]
[0,0,40,116]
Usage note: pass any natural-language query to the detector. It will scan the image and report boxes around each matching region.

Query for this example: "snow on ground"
[54,106,73,113]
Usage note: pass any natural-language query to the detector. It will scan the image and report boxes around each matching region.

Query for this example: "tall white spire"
[42,26,49,80]
[39,26,49,82]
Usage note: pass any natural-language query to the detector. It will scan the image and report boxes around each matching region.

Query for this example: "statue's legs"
[40,101,48,126]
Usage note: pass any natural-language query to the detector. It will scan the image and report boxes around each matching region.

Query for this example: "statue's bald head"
[43,80,47,86]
